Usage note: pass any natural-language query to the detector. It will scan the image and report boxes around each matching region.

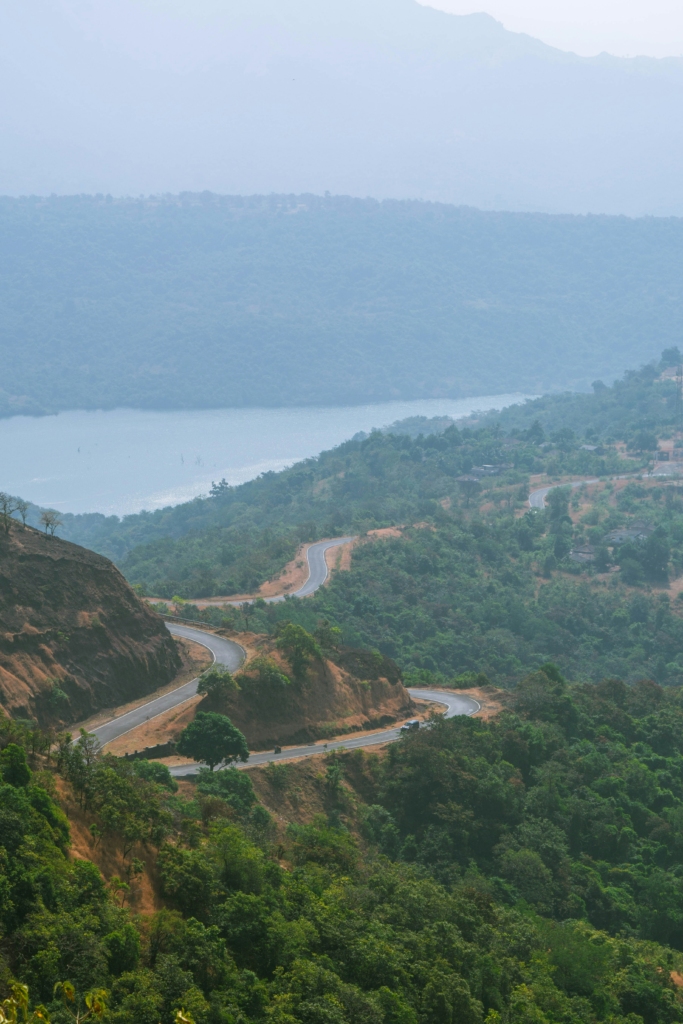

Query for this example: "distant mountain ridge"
[1,0,683,212]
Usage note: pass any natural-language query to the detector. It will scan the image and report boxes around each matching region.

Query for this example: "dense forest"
[5,665,683,1023]
[2,195,683,418]
[40,354,683,687]
[57,356,674,567]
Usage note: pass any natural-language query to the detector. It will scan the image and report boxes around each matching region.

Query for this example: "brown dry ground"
[52,687,506,921]
[245,748,385,829]
[57,776,163,914]
[106,632,413,759]
[78,637,212,736]
[0,522,180,727]
[462,684,510,720]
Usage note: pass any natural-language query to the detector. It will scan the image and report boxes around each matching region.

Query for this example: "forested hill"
[45,354,683,689]
[55,355,674,571]
[2,194,683,416]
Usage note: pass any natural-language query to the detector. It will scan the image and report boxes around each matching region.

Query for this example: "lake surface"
[0,395,534,516]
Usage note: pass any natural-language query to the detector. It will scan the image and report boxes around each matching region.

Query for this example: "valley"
[5,354,683,1024]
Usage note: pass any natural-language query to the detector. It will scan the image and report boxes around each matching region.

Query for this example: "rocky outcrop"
[0,522,181,726]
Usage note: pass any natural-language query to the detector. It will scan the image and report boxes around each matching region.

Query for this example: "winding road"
[92,470,677,765]
[169,684,480,777]
[529,478,599,509]
[91,621,479,774]
[211,537,356,606]
[90,626,244,748]
[93,540,353,750]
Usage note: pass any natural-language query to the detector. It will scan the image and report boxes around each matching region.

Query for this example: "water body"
[0,395,534,516]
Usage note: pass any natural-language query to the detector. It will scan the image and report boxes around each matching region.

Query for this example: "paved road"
[90,625,244,747]
[528,469,668,510]
[529,479,599,509]
[168,685,480,777]
[294,537,355,597]
[211,536,356,606]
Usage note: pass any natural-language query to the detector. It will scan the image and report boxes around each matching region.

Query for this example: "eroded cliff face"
[0,523,181,725]
[199,638,414,749]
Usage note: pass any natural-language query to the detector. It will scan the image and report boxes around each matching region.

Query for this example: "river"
[1,394,534,516]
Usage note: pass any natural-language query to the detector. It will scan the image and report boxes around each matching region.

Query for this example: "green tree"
[176,713,249,771]
[132,759,178,792]
[275,623,321,679]
[0,744,31,787]
[314,619,343,654]
[196,668,238,702]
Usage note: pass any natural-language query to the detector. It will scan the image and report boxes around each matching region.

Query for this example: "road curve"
[529,479,599,509]
[529,470,657,509]
[224,536,356,605]
[89,621,478,772]
[90,625,244,747]
[168,685,480,777]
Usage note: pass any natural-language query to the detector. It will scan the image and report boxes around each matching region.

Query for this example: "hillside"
[3,0,683,213]
[15,352,683,690]
[0,521,181,725]
[2,196,683,419]
[5,666,683,1024]
[55,358,658,590]
[106,633,413,756]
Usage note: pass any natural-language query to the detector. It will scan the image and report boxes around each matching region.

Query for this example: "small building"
[604,521,655,545]
[569,544,596,564]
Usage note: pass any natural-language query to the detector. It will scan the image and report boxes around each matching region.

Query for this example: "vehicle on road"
[400,719,420,733]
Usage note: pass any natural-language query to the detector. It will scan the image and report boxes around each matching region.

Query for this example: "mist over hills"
[2,193,683,416]
[3,0,683,214]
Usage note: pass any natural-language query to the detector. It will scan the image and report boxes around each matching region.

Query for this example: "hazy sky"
[425,0,683,57]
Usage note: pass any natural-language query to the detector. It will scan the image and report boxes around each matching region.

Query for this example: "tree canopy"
[176,712,249,771]
[2,195,683,419]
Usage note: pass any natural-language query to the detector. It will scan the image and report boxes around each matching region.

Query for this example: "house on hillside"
[604,521,655,545]
[569,544,596,564]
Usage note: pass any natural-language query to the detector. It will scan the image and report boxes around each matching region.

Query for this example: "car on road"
[400,719,420,733]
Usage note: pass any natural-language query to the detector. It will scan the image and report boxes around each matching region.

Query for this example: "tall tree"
[176,712,249,772]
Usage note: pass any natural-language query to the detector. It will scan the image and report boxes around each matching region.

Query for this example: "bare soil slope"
[0,523,181,725]
[108,634,413,755]
[199,639,413,749]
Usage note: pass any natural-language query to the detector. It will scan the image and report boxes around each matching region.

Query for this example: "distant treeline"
[2,193,683,416]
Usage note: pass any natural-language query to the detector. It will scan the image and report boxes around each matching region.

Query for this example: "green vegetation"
[176,714,249,772]
[229,502,683,686]
[3,195,683,418]
[59,366,650,583]
[478,347,683,441]
[49,353,683,688]
[7,665,683,1023]
[274,623,322,681]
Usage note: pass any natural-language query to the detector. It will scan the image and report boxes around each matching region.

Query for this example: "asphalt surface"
[529,479,599,509]
[168,684,480,777]
[91,538,475,768]
[90,625,245,747]
[222,536,356,605]
[527,469,672,510]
